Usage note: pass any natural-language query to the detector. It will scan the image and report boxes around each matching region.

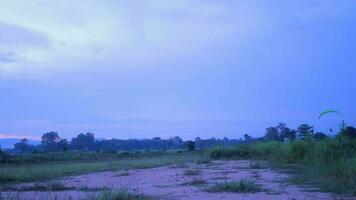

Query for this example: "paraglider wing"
[318,110,344,119]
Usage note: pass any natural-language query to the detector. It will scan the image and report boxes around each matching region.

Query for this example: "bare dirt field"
[1,160,354,200]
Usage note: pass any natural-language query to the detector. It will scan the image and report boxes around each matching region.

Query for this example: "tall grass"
[209,137,356,194]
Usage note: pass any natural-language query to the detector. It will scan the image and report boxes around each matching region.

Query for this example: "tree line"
[5,132,243,154]
[3,122,356,154]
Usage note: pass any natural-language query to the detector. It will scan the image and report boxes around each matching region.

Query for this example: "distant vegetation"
[1,132,246,156]
[209,124,356,195]
[1,111,355,196]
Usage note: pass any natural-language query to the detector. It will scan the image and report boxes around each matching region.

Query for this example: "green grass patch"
[205,179,262,193]
[84,190,153,200]
[0,152,201,184]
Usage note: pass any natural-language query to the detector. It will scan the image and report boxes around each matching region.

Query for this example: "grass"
[205,179,262,193]
[196,156,212,165]
[184,169,201,176]
[0,152,201,184]
[209,137,356,195]
[84,190,153,200]
[181,177,207,186]
[0,182,73,192]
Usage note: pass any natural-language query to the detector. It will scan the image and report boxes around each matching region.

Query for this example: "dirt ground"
[1,160,354,200]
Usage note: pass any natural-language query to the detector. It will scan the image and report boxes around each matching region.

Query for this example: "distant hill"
[0,139,41,149]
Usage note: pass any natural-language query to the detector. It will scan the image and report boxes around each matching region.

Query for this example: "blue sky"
[0,0,355,140]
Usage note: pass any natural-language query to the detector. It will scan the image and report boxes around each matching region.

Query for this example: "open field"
[0,151,201,184]
[1,160,353,200]
[2,138,356,200]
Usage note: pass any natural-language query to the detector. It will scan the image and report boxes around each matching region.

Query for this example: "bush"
[342,127,356,139]
[208,139,356,194]
[186,141,196,151]
[209,145,252,159]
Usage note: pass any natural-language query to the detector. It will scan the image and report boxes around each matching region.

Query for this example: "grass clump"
[205,179,262,193]
[182,177,207,186]
[85,190,152,200]
[184,169,201,176]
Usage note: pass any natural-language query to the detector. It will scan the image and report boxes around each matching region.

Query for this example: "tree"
[265,127,279,141]
[297,124,314,140]
[313,132,328,140]
[58,139,69,152]
[170,136,184,149]
[41,132,61,152]
[41,132,60,146]
[341,126,356,139]
[70,133,96,151]
[0,145,8,163]
[186,141,195,151]
[243,134,253,142]
[14,138,32,153]
[277,122,296,141]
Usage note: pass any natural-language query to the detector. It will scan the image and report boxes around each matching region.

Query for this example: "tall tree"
[41,132,61,152]
[186,141,195,151]
[14,138,32,153]
[41,132,60,145]
[70,133,96,151]
[265,127,279,141]
[244,134,253,142]
[277,123,296,141]
[297,124,314,140]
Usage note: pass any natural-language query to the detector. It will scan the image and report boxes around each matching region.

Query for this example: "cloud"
[0,52,16,63]
[0,0,263,79]
[0,133,40,140]
[0,22,50,75]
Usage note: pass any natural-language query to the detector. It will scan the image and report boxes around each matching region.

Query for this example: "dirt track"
[1,160,353,200]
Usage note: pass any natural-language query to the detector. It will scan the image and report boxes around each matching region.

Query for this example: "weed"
[181,177,207,186]
[184,169,201,176]
[205,179,262,193]
[84,190,152,200]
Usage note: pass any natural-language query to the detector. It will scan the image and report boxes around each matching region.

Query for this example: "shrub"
[208,139,356,194]
[342,127,356,139]
[186,141,196,151]
[209,145,252,159]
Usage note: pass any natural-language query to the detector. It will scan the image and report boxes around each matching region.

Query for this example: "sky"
[0,0,355,140]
